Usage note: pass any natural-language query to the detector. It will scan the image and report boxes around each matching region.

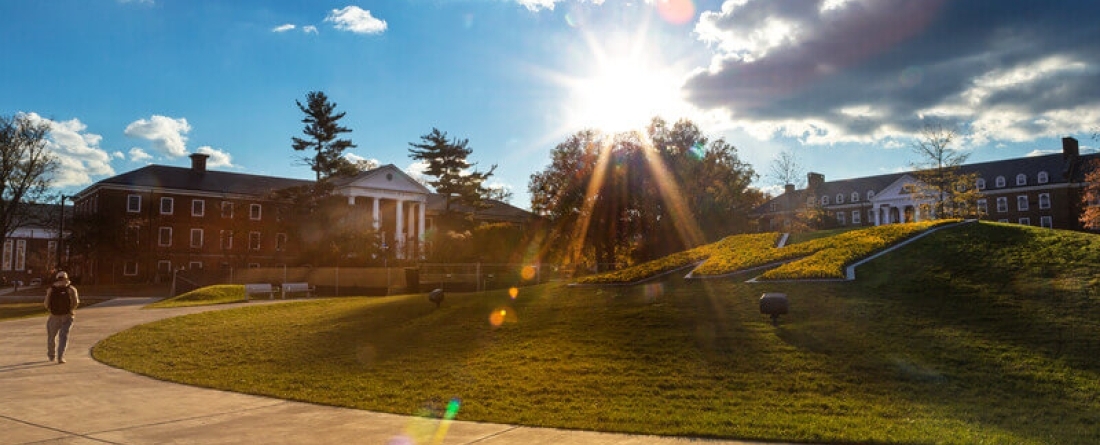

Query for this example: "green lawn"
[94,222,1100,444]
[146,284,249,308]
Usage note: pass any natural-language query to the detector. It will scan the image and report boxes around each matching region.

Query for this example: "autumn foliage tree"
[1080,159,1100,230]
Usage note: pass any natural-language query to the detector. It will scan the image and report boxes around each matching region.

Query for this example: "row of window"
[122,260,268,276]
[996,217,1054,228]
[128,195,263,220]
[979,193,1051,213]
[155,227,287,251]
[832,209,1056,229]
[977,171,1050,190]
[815,190,877,206]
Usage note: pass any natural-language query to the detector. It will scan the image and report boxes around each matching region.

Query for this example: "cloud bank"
[325,6,387,34]
[21,113,115,188]
[124,115,191,157]
[684,0,1100,145]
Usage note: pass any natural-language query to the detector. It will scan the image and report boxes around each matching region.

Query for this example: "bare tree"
[768,150,804,188]
[910,124,981,219]
[0,115,58,239]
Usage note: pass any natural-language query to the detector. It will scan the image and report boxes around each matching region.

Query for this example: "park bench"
[282,282,315,299]
[244,283,277,300]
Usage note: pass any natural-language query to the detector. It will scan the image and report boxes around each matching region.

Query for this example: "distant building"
[755,137,1098,232]
[1,203,68,286]
[69,154,532,284]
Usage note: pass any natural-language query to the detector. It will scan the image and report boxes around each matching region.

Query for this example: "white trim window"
[1017,195,1029,211]
[192,199,205,217]
[996,197,1008,213]
[124,261,139,276]
[866,190,875,200]
[158,227,172,247]
[190,228,204,248]
[1038,193,1051,209]
[220,230,233,250]
[1016,174,1027,186]
[976,178,986,190]
[995,176,1006,188]
[977,199,988,215]
[1037,171,1049,184]
[249,231,261,250]
[157,260,171,275]
[222,201,234,218]
[837,212,846,225]
[189,261,203,270]
[851,210,861,224]
[127,195,142,213]
[160,197,174,215]
[851,192,859,203]
[822,196,830,206]
[250,204,262,220]
[1019,217,1031,226]
[836,193,844,204]
[1040,216,1052,228]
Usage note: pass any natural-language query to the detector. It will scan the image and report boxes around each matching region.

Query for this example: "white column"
[418,200,426,259]
[395,200,405,259]
[914,206,921,222]
[874,208,881,226]
[347,196,355,205]
[372,198,380,230]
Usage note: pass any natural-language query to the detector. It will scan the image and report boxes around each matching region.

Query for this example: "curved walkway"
[0,298,791,445]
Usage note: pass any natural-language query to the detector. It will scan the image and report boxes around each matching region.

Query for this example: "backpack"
[48,285,73,315]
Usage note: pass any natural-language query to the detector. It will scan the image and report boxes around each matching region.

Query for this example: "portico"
[332,165,432,259]
[870,174,932,226]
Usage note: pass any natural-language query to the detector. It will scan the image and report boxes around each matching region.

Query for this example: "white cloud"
[111,151,125,160]
[517,0,562,11]
[118,0,153,4]
[128,147,152,162]
[303,25,318,34]
[325,6,387,35]
[20,112,115,188]
[272,24,296,33]
[344,153,379,170]
[195,146,234,168]
[124,115,191,157]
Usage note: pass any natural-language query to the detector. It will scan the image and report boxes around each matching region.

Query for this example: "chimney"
[807,172,825,189]
[189,153,209,174]
[1063,137,1079,161]
[784,183,796,194]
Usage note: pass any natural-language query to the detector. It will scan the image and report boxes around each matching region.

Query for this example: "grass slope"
[94,223,1100,444]
[146,285,248,308]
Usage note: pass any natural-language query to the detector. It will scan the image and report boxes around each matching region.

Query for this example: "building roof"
[425,194,533,223]
[77,164,312,198]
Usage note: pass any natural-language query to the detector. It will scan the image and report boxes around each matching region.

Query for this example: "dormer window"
[995,176,1006,188]
[822,196,830,205]
[867,190,875,200]
[836,193,844,204]
[976,178,986,190]
[1037,171,1049,184]
[851,192,859,203]
[1016,174,1027,186]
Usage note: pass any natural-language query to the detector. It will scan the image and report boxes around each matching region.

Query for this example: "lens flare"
[643,282,665,302]
[689,141,705,160]
[489,306,517,327]
[520,265,537,281]
[656,0,695,25]
[508,287,519,299]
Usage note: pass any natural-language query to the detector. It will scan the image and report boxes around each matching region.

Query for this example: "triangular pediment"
[870,174,926,204]
[335,165,432,195]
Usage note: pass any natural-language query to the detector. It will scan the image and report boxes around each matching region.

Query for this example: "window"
[158,227,172,246]
[250,204,262,220]
[276,233,287,251]
[157,261,171,275]
[220,230,233,249]
[996,197,1008,213]
[221,202,234,218]
[977,199,988,215]
[867,190,875,200]
[1016,174,1027,186]
[851,192,859,203]
[822,196,830,205]
[124,261,138,276]
[249,231,261,250]
[1018,217,1031,226]
[190,228,204,248]
[192,199,205,217]
[837,212,846,225]
[836,193,844,204]
[127,195,141,213]
[1037,171,1049,184]
[1017,195,1029,211]
[851,210,861,224]
[868,209,875,223]
[126,225,141,245]
[189,261,203,270]
[1038,193,1050,209]
[976,178,986,190]
[995,176,1006,188]
[1041,216,1053,228]
[160,197,174,215]
[769,202,776,212]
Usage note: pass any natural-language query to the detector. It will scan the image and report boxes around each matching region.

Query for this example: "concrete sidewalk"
[0,298,787,445]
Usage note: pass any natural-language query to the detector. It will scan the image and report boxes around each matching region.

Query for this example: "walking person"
[44,271,79,364]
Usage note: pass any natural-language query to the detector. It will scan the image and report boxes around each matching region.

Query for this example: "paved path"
[1,297,788,445]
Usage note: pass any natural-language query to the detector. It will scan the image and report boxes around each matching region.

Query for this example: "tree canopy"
[1081,159,1100,230]
[291,91,358,182]
[0,114,57,239]
[529,118,762,270]
[909,124,982,219]
[408,128,497,213]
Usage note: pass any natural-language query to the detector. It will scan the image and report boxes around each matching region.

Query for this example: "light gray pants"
[46,314,74,360]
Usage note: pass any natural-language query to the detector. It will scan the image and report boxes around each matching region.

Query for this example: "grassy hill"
[94,222,1100,444]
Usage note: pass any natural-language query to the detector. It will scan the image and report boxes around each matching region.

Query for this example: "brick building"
[755,137,1098,232]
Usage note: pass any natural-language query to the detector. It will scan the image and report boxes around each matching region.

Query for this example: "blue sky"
[3,0,1098,208]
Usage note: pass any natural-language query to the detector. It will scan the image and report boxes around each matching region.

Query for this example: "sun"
[565,53,689,134]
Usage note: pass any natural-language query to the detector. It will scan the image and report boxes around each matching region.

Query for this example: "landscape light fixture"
[759,293,789,326]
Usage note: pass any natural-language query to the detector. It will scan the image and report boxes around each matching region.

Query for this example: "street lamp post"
[56,195,66,270]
